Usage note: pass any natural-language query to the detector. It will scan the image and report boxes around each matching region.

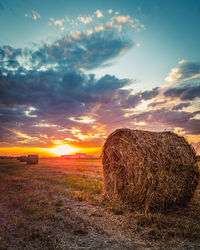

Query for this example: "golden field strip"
[0,158,200,249]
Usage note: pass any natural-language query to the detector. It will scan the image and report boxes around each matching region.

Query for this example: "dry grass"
[0,159,103,249]
[0,158,200,249]
[102,128,199,212]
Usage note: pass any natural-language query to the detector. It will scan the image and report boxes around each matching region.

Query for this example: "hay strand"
[102,128,199,212]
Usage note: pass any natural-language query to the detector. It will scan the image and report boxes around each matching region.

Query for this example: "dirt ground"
[0,158,200,249]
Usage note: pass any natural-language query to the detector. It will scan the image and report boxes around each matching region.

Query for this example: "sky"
[0,0,200,156]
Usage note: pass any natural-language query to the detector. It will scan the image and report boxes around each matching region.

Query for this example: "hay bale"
[26,155,38,164]
[102,128,199,212]
[19,156,27,162]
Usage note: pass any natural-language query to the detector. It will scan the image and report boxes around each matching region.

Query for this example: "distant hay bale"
[19,156,27,162]
[102,128,199,212]
[26,155,38,164]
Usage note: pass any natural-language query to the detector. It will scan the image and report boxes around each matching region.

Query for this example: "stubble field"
[0,158,200,249]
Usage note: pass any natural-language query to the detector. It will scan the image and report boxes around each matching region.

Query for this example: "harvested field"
[0,158,200,249]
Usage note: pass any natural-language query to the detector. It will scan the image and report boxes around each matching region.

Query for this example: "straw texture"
[102,128,199,212]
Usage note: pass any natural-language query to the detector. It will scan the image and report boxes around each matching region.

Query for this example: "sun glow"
[49,144,78,156]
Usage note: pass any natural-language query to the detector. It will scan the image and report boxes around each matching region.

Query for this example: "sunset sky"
[0,0,200,156]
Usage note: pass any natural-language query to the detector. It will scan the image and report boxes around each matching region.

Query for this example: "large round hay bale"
[102,128,199,212]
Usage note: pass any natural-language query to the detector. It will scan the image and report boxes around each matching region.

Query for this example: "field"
[0,158,200,249]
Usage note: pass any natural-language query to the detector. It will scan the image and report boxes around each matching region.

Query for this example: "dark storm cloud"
[164,84,200,100]
[172,102,191,110]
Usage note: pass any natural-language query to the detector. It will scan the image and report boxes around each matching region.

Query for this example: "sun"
[49,144,78,156]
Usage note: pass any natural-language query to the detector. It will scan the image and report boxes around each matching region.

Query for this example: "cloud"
[25,10,40,20]
[47,11,144,36]
[130,108,200,135]
[86,29,93,36]
[178,59,187,64]
[0,26,136,147]
[0,30,135,147]
[172,102,191,110]
[0,58,162,147]
[1,22,199,149]
[54,20,64,27]
[78,15,92,24]
[95,10,103,18]
[48,17,67,30]
[0,29,133,73]
[107,15,145,32]
[123,88,159,108]
[115,15,132,23]
[139,88,160,100]
[165,61,200,82]
[94,25,105,32]
[148,100,167,108]
[164,85,200,100]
